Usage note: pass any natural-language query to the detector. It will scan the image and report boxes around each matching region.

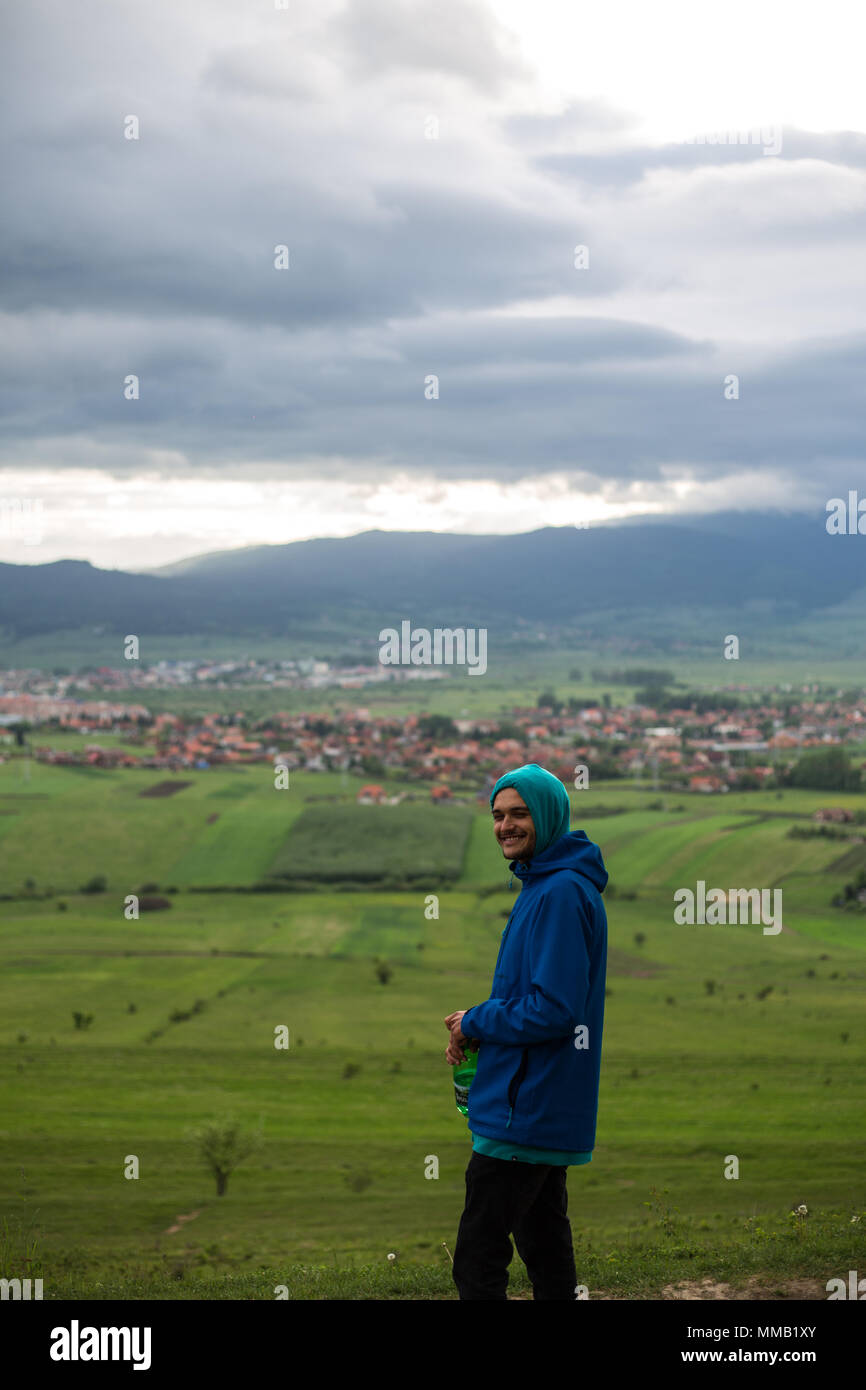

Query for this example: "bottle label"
[454,1083,470,1107]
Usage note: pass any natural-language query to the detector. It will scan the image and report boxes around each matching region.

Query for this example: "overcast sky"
[1,0,864,569]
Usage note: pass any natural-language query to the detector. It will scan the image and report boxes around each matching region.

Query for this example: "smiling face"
[492,786,536,861]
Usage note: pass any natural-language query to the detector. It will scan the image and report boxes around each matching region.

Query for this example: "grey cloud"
[331,0,532,93]
[503,100,639,145]
[2,308,862,489]
[0,141,624,323]
[201,45,321,103]
[1,1,863,502]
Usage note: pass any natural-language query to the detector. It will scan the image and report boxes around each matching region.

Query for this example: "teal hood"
[489,762,571,856]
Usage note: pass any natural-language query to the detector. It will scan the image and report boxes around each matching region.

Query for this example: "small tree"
[190,1116,263,1197]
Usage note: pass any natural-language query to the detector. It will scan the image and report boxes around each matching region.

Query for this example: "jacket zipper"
[505,1046,530,1129]
[492,914,514,977]
[497,903,526,1128]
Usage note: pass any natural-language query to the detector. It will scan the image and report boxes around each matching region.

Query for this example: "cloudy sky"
[1,0,864,568]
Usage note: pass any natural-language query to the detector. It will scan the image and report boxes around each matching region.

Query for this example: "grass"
[12,1208,865,1300]
[1,765,865,1298]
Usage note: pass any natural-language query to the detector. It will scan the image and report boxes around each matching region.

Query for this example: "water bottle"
[453,1041,479,1115]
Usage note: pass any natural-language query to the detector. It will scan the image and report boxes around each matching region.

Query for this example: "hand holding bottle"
[444,1010,468,1064]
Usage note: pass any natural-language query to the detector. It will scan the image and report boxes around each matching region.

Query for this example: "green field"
[267,801,474,886]
[1,760,865,1299]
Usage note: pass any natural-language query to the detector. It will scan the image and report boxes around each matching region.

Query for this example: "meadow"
[0,758,864,1298]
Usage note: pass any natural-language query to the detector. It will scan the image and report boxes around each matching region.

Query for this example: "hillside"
[0,762,863,1298]
[1,511,862,653]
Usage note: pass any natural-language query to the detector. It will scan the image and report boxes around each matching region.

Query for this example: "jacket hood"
[511,829,608,893]
[490,762,570,855]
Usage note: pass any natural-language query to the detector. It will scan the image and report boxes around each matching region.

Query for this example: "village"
[1,660,864,800]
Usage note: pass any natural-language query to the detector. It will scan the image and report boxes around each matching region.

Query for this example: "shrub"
[169,1003,205,1023]
[189,1116,263,1197]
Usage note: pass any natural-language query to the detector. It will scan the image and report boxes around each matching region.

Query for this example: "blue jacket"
[461,830,608,1152]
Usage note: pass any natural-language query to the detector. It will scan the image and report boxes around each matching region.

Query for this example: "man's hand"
[444,1010,473,1064]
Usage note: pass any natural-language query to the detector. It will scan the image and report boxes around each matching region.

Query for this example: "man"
[444,762,608,1301]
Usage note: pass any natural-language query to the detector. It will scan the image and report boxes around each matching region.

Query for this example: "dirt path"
[658,1275,825,1300]
[506,1276,827,1300]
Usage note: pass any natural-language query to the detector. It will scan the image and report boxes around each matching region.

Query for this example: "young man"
[444,762,608,1300]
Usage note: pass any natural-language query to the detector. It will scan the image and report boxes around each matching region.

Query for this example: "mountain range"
[0,510,862,653]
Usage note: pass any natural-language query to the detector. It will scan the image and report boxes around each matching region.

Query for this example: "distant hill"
[0,510,861,649]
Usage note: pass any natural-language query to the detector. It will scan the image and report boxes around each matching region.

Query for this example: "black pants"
[452,1151,577,1300]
